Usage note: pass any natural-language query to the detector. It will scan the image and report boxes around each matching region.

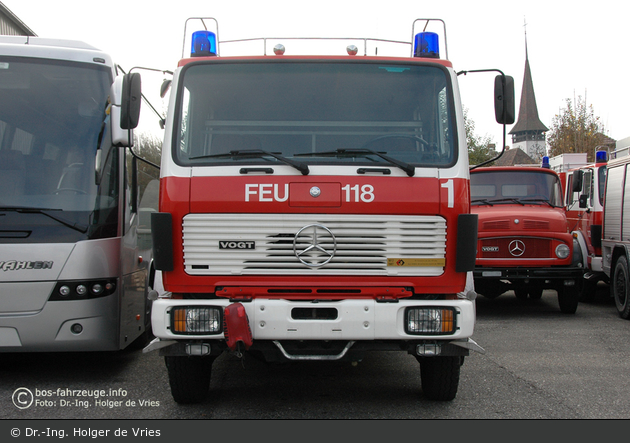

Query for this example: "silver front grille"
[182,214,446,276]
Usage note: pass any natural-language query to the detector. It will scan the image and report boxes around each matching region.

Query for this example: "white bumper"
[151,297,475,341]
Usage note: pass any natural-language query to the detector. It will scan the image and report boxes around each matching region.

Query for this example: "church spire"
[509,21,548,160]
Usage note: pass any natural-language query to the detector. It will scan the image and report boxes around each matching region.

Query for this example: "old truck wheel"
[165,356,215,404]
[528,287,543,300]
[419,356,461,401]
[613,255,630,319]
[514,288,528,300]
[557,286,579,314]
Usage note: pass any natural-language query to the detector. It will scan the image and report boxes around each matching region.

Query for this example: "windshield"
[174,61,456,169]
[470,170,564,207]
[0,56,116,242]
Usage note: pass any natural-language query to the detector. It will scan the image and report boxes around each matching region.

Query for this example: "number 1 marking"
[441,179,454,208]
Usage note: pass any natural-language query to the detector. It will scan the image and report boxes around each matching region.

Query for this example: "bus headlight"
[556,244,570,259]
[405,307,456,335]
[171,306,222,335]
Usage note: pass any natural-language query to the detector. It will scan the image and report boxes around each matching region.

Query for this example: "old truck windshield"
[175,61,456,168]
[470,170,564,207]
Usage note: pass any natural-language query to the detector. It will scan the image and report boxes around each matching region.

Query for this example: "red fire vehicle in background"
[471,160,584,313]
[551,151,609,301]
[145,18,515,403]
[602,138,630,318]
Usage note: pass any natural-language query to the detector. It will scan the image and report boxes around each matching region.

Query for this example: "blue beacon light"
[191,30,217,57]
[413,32,439,58]
[595,150,608,163]
[541,156,550,168]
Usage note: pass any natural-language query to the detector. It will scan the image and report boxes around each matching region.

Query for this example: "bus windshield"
[174,61,457,169]
[0,56,116,242]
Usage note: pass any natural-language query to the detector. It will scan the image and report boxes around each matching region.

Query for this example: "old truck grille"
[182,214,447,276]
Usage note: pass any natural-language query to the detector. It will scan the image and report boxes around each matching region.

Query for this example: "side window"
[566,175,574,206]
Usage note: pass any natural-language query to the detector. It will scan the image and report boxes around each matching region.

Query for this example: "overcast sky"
[4,0,629,150]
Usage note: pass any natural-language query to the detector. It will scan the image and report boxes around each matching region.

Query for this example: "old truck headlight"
[405,307,456,335]
[556,244,570,259]
[171,306,222,335]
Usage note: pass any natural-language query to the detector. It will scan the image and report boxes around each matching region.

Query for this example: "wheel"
[528,287,543,300]
[165,356,215,404]
[557,286,579,314]
[514,288,528,300]
[579,279,597,302]
[612,255,630,319]
[419,356,461,401]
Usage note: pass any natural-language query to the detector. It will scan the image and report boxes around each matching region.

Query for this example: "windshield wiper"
[0,207,88,233]
[295,148,415,177]
[471,199,495,206]
[190,149,309,175]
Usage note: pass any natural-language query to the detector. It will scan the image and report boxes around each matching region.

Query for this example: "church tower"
[509,35,548,161]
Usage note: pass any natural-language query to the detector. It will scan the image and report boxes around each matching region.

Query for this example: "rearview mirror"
[494,75,515,125]
[121,72,141,130]
[160,79,172,99]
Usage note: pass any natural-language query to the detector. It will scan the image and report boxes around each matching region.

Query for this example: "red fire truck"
[471,160,584,313]
[145,18,514,403]
[556,151,609,301]
[602,140,630,318]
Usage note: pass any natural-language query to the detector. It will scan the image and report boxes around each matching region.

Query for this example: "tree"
[547,95,606,163]
[464,107,496,166]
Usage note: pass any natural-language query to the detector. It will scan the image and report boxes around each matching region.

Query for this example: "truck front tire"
[165,356,215,404]
[418,356,462,401]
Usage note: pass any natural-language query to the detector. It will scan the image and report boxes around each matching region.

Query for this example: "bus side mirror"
[494,75,515,125]
[121,73,142,130]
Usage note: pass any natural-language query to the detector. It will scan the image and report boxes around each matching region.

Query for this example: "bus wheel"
[418,356,461,401]
[165,356,215,404]
[557,286,579,314]
[613,256,630,319]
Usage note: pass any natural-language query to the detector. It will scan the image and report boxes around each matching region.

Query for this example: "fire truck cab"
[145,18,515,404]
[471,161,584,313]
[557,151,609,301]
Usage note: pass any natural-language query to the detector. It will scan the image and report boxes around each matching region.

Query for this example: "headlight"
[556,244,570,259]
[405,307,456,335]
[171,306,222,335]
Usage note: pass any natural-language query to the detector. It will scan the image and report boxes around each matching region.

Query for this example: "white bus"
[0,36,160,352]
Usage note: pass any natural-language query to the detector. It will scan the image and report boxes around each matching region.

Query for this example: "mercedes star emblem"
[508,239,525,257]
[293,224,336,267]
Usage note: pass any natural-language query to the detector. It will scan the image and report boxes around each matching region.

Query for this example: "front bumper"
[473,266,584,282]
[150,297,476,342]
